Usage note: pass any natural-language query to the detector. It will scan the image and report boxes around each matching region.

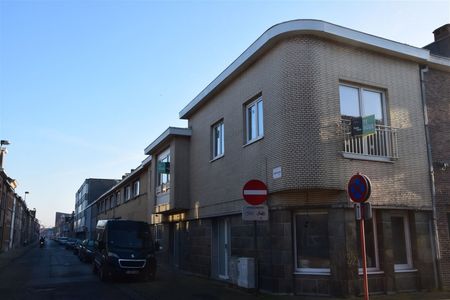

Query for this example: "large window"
[212,121,224,159]
[356,213,379,272]
[157,149,170,194]
[391,213,413,270]
[245,97,264,143]
[339,84,385,124]
[295,212,330,273]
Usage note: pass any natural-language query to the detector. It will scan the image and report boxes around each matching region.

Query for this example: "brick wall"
[425,67,450,289]
[186,35,431,220]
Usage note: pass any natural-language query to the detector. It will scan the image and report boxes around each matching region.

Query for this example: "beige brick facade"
[187,35,431,219]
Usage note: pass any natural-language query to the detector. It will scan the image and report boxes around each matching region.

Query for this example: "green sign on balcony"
[157,161,170,174]
[351,115,375,136]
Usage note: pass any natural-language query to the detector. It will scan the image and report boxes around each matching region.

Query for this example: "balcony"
[341,119,399,161]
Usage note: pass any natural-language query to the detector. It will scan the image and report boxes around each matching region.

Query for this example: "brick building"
[423,24,450,290]
[91,157,152,239]
[143,20,450,296]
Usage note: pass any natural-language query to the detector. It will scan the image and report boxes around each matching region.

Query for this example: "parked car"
[92,219,157,281]
[72,239,83,255]
[65,238,78,250]
[57,237,68,245]
[78,239,95,262]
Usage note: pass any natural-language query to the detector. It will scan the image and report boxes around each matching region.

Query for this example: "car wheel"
[99,265,109,282]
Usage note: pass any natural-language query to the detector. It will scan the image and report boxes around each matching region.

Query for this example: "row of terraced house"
[73,20,450,297]
[0,146,40,252]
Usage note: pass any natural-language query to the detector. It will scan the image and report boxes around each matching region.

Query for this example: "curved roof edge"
[179,19,447,119]
[144,127,192,155]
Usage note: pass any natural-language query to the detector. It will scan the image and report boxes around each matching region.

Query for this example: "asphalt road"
[0,240,264,300]
[2,241,450,300]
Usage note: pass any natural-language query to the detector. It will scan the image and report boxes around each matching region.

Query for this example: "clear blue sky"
[0,0,449,227]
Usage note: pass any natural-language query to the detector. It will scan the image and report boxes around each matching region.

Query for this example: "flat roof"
[179,19,450,119]
[144,127,192,155]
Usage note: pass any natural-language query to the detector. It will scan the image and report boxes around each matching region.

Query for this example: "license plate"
[125,270,139,275]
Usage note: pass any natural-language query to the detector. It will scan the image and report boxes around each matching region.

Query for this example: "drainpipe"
[9,197,16,250]
[420,65,441,289]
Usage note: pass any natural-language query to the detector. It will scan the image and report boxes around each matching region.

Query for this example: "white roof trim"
[144,127,192,155]
[179,19,449,119]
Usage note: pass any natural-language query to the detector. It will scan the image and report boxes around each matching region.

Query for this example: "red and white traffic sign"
[242,180,268,205]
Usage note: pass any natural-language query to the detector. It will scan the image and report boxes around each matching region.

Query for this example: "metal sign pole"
[360,217,369,300]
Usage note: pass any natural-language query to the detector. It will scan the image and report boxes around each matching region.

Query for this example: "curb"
[0,242,38,270]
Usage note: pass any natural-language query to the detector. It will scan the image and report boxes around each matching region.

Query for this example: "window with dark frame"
[295,212,330,272]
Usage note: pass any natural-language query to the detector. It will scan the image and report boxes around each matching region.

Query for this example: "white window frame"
[357,211,381,274]
[212,120,225,160]
[392,212,413,271]
[339,83,387,124]
[245,97,264,144]
[294,211,330,275]
[125,185,131,201]
[133,180,140,197]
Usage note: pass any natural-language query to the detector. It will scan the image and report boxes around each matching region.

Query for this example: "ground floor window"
[356,211,379,272]
[295,211,330,273]
[391,213,413,270]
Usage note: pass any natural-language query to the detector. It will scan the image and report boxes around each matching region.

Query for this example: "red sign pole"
[360,217,369,300]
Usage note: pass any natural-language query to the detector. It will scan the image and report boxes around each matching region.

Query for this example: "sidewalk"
[0,242,37,270]
[151,263,450,300]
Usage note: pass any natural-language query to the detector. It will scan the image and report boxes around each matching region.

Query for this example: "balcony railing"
[341,119,398,160]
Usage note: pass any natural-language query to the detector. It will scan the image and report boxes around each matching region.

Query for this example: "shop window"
[391,213,413,270]
[295,212,330,273]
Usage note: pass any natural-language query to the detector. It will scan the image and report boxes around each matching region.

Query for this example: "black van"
[92,219,157,281]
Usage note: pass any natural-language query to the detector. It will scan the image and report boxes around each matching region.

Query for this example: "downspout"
[9,197,16,250]
[420,65,441,289]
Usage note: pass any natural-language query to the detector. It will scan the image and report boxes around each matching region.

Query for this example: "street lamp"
[0,139,10,169]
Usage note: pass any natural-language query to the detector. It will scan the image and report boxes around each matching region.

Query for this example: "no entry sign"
[347,174,371,203]
[242,180,268,205]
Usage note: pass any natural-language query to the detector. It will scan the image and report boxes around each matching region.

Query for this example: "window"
[245,97,264,143]
[116,191,121,205]
[157,149,170,194]
[356,212,379,272]
[125,185,131,201]
[133,180,140,197]
[391,213,413,270]
[295,212,330,273]
[212,121,224,159]
[339,84,385,124]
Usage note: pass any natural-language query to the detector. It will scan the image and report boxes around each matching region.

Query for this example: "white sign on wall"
[272,166,282,179]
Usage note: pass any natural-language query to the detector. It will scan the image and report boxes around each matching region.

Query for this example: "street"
[2,240,450,300]
[0,240,263,300]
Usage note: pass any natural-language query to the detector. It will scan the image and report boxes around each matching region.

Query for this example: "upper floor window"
[246,97,264,143]
[125,185,131,201]
[133,180,140,197]
[212,121,224,159]
[116,191,121,205]
[339,84,385,124]
[157,149,170,194]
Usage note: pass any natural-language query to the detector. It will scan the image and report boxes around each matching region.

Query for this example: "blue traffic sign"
[348,174,371,203]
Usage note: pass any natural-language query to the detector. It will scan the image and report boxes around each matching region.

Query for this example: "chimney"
[433,24,450,41]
